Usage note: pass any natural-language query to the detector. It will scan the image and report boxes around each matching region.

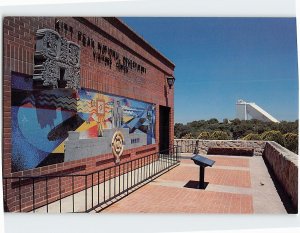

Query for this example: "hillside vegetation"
[174,119,298,153]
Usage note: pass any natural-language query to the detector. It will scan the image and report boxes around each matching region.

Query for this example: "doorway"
[159,105,170,152]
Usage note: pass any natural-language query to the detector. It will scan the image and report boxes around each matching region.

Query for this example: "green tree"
[174,119,298,141]
[210,131,230,140]
[283,133,298,153]
[207,118,219,124]
[242,133,261,140]
[278,121,298,134]
[261,130,284,146]
[231,118,241,125]
[197,131,210,140]
[174,123,191,138]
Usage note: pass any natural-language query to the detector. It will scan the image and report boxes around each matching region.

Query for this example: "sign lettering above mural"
[54,20,147,76]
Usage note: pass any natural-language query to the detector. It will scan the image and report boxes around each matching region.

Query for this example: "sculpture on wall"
[33,29,81,90]
[111,131,125,163]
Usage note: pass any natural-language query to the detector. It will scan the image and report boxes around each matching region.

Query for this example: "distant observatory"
[236,99,279,123]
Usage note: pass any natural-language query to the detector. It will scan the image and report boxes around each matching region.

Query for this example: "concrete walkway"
[102,153,286,214]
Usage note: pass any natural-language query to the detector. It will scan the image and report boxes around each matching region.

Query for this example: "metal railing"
[3,146,180,213]
[174,139,199,153]
[174,141,199,162]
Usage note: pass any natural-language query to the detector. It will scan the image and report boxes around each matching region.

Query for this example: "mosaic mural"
[11,73,156,172]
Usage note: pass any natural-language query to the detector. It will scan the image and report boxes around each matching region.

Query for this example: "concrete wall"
[263,141,298,210]
[65,129,147,162]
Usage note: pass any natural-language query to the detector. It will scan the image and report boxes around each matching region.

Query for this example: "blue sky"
[122,18,298,123]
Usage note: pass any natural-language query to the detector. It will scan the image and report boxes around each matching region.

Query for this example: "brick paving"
[102,185,253,213]
[181,155,249,168]
[158,166,251,188]
[102,153,287,214]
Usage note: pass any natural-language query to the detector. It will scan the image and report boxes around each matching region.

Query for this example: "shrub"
[210,131,230,140]
[261,130,284,146]
[223,118,229,124]
[242,133,261,140]
[182,133,193,139]
[197,131,210,140]
[207,118,219,124]
[283,133,298,153]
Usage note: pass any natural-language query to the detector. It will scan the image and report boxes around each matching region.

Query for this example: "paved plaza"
[101,153,287,214]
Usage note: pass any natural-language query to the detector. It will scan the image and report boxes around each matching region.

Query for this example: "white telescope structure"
[236,99,279,123]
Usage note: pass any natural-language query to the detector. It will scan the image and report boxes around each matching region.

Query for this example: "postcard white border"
[0,0,299,233]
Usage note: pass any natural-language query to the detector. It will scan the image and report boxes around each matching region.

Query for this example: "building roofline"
[103,17,175,70]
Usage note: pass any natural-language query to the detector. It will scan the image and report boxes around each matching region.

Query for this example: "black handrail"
[3,145,180,213]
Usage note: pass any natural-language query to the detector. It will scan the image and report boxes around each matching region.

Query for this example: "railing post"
[72,176,74,213]
[127,162,129,195]
[104,169,106,202]
[46,177,49,213]
[98,171,100,205]
[109,168,111,199]
[19,178,21,212]
[59,177,62,213]
[172,146,174,163]
[91,173,94,209]
[144,157,146,181]
[133,160,136,186]
[5,179,7,212]
[148,155,152,178]
[85,175,87,212]
[114,166,116,196]
[146,156,148,178]
[32,178,35,213]
[130,161,133,189]
[122,163,125,193]
[118,164,121,194]
[137,159,139,184]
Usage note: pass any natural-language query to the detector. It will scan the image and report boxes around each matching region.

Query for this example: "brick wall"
[2,17,175,211]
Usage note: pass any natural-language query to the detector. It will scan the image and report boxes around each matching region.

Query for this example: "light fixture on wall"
[166,75,175,89]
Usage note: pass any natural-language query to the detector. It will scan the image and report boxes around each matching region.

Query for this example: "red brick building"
[2,17,175,212]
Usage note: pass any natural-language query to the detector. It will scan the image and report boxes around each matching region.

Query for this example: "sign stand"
[191,154,215,189]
